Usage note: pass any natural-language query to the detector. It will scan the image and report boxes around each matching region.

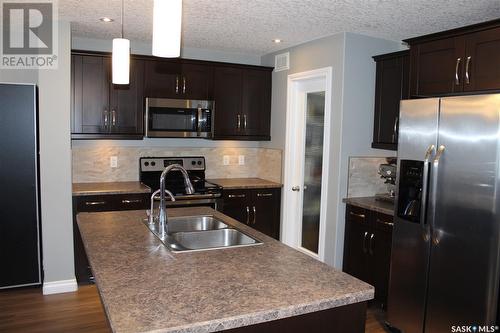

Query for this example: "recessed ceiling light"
[272,39,282,43]
[100,17,114,23]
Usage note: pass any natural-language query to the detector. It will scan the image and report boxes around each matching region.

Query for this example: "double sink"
[144,215,262,252]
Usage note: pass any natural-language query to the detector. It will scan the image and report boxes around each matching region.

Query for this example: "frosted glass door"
[301,92,325,253]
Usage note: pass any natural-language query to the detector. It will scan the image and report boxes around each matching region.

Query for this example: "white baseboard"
[42,278,78,295]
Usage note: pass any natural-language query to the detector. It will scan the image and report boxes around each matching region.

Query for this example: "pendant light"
[152,0,182,58]
[112,0,130,84]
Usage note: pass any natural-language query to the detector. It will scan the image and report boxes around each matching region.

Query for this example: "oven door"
[145,98,213,138]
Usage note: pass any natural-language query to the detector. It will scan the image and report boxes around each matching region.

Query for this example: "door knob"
[291,186,300,192]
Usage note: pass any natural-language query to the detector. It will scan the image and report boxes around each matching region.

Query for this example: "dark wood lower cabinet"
[343,204,393,307]
[73,193,150,283]
[222,301,367,333]
[222,188,281,240]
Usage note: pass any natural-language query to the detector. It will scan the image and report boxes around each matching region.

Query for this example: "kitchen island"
[77,207,373,333]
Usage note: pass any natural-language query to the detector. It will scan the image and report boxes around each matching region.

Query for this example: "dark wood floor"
[0,285,388,333]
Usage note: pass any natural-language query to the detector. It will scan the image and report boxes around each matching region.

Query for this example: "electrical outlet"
[223,155,230,165]
[238,155,245,165]
[110,156,118,168]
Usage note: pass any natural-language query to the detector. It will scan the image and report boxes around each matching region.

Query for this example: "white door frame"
[282,67,333,261]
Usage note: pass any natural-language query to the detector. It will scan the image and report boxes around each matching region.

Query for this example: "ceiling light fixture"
[112,0,130,84]
[152,0,182,58]
[99,17,114,23]
[272,39,282,43]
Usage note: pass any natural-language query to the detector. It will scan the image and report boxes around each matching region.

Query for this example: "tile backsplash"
[72,146,282,183]
[347,156,393,198]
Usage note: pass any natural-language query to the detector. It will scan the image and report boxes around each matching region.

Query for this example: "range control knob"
[197,161,202,165]
[191,161,196,165]
[151,161,156,166]
[144,162,149,166]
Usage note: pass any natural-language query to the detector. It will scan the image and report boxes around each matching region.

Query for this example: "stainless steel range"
[139,157,222,210]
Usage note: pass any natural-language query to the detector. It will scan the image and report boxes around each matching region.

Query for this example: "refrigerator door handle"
[429,145,445,240]
[420,144,436,239]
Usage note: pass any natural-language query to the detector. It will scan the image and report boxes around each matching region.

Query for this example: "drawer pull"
[257,193,273,197]
[85,201,106,206]
[228,194,246,198]
[362,231,368,254]
[121,199,142,204]
[349,211,366,219]
[376,218,394,227]
[369,233,375,256]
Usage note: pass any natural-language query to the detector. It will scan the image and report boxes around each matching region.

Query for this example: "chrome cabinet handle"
[455,57,461,85]
[182,76,186,94]
[392,116,399,143]
[369,233,375,256]
[237,114,241,130]
[465,56,471,84]
[121,199,142,204]
[362,231,368,254]
[85,201,106,206]
[349,211,365,219]
[246,206,250,224]
[420,144,435,238]
[228,194,245,198]
[376,218,394,227]
[291,186,300,192]
[103,109,109,127]
[111,109,116,126]
[175,75,179,94]
[243,114,247,129]
[252,206,256,225]
[257,193,273,197]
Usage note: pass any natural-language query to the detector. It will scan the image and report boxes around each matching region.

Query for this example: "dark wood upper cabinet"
[213,65,272,140]
[144,60,213,100]
[372,50,409,151]
[72,51,144,139]
[405,19,500,97]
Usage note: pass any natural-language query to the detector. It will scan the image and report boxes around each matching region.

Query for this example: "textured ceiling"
[60,0,500,56]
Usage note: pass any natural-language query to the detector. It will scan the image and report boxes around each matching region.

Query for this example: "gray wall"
[261,32,402,267]
[0,22,74,285]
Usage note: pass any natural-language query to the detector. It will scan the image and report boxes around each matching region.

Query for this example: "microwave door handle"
[197,107,202,136]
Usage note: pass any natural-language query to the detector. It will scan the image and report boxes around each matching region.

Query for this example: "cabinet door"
[344,218,371,283]
[144,59,182,98]
[109,58,145,135]
[371,213,393,306]
[464,27,500,92]
[251,188,281,239]
[372,52,409,150]
[72,55,110,134]
[180,63,213,100]
[241,69,271,138]
[410,37,465,96]
[213,66,243,137]
[222,190,251,224]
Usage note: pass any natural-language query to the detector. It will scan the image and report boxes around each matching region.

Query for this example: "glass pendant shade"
[152,0,182,58]
[112,38,130,84]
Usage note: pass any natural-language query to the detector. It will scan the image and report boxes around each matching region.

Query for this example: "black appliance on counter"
[139,157,222,210]
[0,83,42,289]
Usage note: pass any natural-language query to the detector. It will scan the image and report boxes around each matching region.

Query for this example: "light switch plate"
[223,155,230,165]
[110,156,118,168]
[238,155,245,165]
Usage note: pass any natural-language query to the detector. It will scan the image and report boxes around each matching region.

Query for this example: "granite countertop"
[72,181,151,196]
[343,196,394,216]
[207,178,282,190]
[77,207,373,333]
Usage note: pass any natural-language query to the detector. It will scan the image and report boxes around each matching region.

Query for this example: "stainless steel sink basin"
[166,215,229,233]
[164,228,262,252]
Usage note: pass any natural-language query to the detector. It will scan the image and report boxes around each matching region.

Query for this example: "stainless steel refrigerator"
[387,94,500,333]
[0,83,42,289]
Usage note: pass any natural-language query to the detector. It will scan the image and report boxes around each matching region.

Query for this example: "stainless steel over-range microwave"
[145,98,214,138]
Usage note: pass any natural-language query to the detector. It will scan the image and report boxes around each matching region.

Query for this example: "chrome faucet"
[158,164,195,239]
[148,188,175,225]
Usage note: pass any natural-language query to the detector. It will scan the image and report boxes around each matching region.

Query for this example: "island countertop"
[77,207,373,333]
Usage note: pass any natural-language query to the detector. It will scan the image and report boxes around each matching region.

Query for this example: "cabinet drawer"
[346,205,369,224]
[113,193,150,211]
[75,195,115,212]
[75,193,149,212]
[374,212,394,233]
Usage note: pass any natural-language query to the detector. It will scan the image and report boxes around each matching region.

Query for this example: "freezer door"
[387,98,439,333]
[425,94,500,332]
